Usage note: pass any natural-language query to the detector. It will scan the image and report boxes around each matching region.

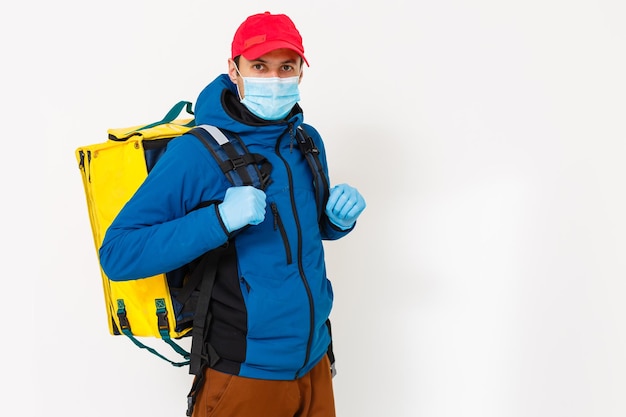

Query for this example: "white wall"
[4,1,626,416]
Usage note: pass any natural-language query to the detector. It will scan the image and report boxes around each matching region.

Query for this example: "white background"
[3,1,626,416]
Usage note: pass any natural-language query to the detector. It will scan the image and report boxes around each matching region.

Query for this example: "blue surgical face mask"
[235,67,301,120]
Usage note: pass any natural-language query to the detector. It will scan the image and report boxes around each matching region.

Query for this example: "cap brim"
[242,40,309,66]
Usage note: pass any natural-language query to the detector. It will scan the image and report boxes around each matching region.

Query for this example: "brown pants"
[192,355,336,417]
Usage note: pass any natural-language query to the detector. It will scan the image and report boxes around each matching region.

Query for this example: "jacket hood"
[194,74,304,137]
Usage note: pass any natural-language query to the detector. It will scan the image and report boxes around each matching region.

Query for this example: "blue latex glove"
[218,186,267,233]
[325,183,366,230]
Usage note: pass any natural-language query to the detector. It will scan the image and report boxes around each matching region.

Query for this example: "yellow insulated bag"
[75,101,197,365]
[76,101,276,368]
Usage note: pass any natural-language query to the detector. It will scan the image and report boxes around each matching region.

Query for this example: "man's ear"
[227,58,238,83]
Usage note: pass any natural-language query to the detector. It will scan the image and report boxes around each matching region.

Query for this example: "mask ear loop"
[233,60,245,102]
[236,84,244,101]
[231,61,245,101]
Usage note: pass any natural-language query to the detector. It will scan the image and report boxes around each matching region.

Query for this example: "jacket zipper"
[276,124,316,379]
[270,202,292,264]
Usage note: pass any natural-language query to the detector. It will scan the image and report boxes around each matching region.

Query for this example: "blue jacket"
[99,74,353,380]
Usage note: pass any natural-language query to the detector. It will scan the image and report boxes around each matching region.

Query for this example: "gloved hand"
[325,183,366,230]
[218,186,267,233]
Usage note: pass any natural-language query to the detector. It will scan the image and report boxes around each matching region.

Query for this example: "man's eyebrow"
[251,58,298,64]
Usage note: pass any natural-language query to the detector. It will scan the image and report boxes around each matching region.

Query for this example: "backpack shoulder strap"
[188,125,272,190]
[296,126,330,221]
[180,125,273,388]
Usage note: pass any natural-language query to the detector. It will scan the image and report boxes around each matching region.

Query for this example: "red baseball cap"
[231,11,309,66]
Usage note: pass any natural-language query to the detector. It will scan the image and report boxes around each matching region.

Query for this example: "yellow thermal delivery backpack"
[75,101,197,365]
[76,101,278,367]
